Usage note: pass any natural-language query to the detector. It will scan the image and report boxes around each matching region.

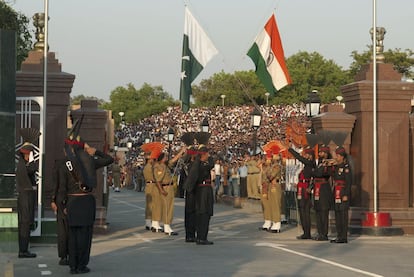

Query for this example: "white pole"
[372,0,378,213]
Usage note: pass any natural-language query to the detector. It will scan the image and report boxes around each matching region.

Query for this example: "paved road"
[3,188,414,276]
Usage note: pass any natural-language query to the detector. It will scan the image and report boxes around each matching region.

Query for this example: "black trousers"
[195,213,211,241]
[68,225,93,270]
[56,211,69,259]
[239,177,247,198]
[17,190,35,253]
[184,191,196,239]
[299,199,311,237]
[335,208,349,240]
[315,208,329,237]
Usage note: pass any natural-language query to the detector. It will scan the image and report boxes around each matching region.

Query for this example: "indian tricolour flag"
[180,7,218,113]
[247,14,291,95]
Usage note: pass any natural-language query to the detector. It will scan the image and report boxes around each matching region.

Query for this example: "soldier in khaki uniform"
[260,154,283,232]
[142,155,155,230]
[153,148,186,235]
[268,155,283,233]
[246,155,261,199]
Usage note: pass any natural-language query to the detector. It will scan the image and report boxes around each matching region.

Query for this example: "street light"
[250,107,262,155]
[119,111,125,124]
[200,117,209,133]
[265,92,270,106]
[167,127,175,159]
[144,132,151,144]
[127,140,133,149]
[220,94,226,106]
[305,90,321,117]
[167,127,175,142]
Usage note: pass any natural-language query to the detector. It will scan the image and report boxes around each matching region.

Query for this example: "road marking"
[255,242,384,277]
[38,264,47,268]
[111,197,145,210]
[40,271,52,275]
[4,261,13,277]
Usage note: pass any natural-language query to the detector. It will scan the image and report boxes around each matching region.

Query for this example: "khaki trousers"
[162,185,175,225]
[145,183,154,220]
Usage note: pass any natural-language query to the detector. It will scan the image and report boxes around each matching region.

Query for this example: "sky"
[11,0,414,101]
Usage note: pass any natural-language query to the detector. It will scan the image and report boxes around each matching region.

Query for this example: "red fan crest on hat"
[263,140,288,159]
[141,142,165,159]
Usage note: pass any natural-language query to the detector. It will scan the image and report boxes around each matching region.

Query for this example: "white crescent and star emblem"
[181,56,190,80]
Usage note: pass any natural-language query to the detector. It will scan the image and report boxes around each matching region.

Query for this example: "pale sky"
[12,0,413,101]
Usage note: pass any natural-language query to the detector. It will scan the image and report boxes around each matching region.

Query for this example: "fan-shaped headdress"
[19,128,41,154]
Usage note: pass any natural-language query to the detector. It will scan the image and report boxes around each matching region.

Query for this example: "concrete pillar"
[70,100,110,230]
[312,112,356,153]
[0,30,18,252]
[16,51,75,204]
[342,63,414,234]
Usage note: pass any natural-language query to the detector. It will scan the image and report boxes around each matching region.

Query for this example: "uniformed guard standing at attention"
[184,132,215,245]
[312,144,334,241]
[288,145,315,240]
[330,146,352,244]
[59,131,113,274]
[180,132,198,242]
[268,154,283,233]
[246,154,261,199]
[153,147,186,236]
[51,158,69,265]
[260,155,273,231]
[16,128,40,258]
[140,142,164,231]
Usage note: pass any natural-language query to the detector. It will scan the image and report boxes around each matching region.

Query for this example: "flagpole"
[372,0,378,213]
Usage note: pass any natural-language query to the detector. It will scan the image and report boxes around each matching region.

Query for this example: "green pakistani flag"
[180,7,218,113]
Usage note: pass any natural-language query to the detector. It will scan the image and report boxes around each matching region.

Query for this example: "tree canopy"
[192,51,352,107]
[349,47,414,78]
[101,83,177,124]
[0,1,33,69]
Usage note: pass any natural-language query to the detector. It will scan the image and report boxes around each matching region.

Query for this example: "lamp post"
[265,92,270,106]
[167,127,174,159]
[119,111,125,125]
[127,140,133,150]
[305,90,321,118]
[200,117,209,133]
[220,94,226,106]
[250,107,262,155]
[144,132,151,144]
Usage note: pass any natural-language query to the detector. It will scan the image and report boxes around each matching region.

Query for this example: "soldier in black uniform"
[288,145,315,240]
[51,158,69,265]
[312,144,333,241]
[58,139,113,274]
[330,146,352,244]
[16,142,38,258]
[184,145,215,245]
[182,146,198,242]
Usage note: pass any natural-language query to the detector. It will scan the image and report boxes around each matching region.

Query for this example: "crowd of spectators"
[116,104,309,168]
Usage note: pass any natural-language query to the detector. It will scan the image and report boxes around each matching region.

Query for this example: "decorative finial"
[369,27,386,63]
[33,13,49,52]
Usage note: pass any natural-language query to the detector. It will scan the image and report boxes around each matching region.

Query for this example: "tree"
[192,51,352,107]
[349,47,414,78]
[0,1,33,69]
[192,70,266,107]
[280,51,352,104]
[101,83,177,124]
[70,94,106,107]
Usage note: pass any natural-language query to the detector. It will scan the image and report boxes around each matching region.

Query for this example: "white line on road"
[111,197,145,210]
[255,242,384,277]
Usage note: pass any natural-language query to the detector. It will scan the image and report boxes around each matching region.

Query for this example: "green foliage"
[0,1,33,69]
[349,47,414,78]
[192,51,351,107]
[101,83,177,124]
[192,70,266,107]
[70,94,106,107]
[281,51,352,104]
